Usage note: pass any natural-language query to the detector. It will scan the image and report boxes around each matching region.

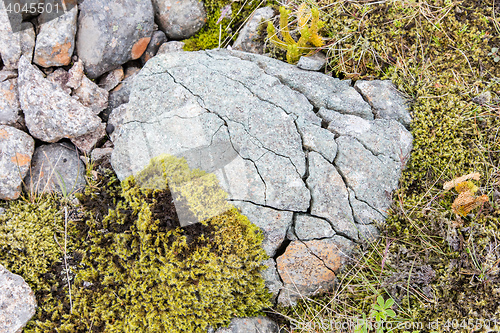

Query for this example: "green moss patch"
[1,154,271,332]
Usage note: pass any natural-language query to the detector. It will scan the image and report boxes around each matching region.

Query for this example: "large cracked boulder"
[110,49,413,304]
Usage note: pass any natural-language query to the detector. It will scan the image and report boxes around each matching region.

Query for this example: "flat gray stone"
[323,108,413,163]
[24,143,86,195]
[348,189,386,224]
[307,152,357,240]
[355,80,412,127]
[233,7,274,54]
[294,214,335,240]
[76,0,154,78]
[157,41,185,54]
[152,0,206,39]
[33,2,78,67]
[261,259,283,301]
[17,55,101,142]
[0,125,34,200]
[335,135,401,216]
[297,52,327,71]
[226,51,373,119]
[0,264,37,333]
[297,119,337,162]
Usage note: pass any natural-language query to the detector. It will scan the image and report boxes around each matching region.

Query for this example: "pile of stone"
[0,1,412,332]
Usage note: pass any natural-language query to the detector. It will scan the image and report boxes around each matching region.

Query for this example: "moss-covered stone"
[1,154,271,332]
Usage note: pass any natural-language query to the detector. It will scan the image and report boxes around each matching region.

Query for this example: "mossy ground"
[183,0,276,51]
[0,155,271,332]
[270,0,500,331]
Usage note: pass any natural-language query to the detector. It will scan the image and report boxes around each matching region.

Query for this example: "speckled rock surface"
[0,125,35,200]
[152,0,206,39]
[33,0,78,67]
[0,2,22,69]
[17,56,101,142]
[211,316,279,333]
[23,143,86,195]
[0,79,21,126]
[110,49,412,304]
[0,264,37,333]
[76,0,154,78]
[141,29,167,64]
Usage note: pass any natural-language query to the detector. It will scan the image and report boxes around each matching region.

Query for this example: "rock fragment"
[0,125,34,200]
[233,7,274,54]
[0,79,21,126]
[152,0,206,39]
[141,30,167,64]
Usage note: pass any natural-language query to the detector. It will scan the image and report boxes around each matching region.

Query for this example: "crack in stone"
[196,61,306,179]
[306,213,357,243]
[353,84,377,119]
[298,239,336,274]
[122,113,205,126]
[164,69,269,204]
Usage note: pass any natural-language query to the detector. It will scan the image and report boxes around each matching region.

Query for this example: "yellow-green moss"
[5,154,270,332]
[183,0,276,51]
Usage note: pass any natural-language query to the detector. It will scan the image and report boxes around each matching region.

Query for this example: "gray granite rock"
[213,316,279,333]
[0,2,22,69]
[33,0,78,67]
[226,51,373,119]
[157,41,185,54]
[335,135,401,216]
[24,143,86,195]
[72,75,109,114]
[294,214,335,240]
[141,29,167,64]
[66,58,84,90]
[355,80,412,127]
[233,7,274,54]
[47,68,71,94]
[322,109,413,163]
[307,152,357,240]
[0,79,21,126]
[152,0,206,39]
[91,147,113,163]
[104,69,138,121]
[76,0,154,78]
[108,49,413,303]
[71,122,107,154]
[20,22,35,61]
[0,125,34,200]
[98,66,124,91]
[297,52,327,71]
[0,264,37,333]
[0,70,17,82]
[17,55,101,142]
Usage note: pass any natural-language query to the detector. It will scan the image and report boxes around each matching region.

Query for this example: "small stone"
[66,59,85,90]
[98,66,125,91]
[0,79,21,126]
[106,123,115,135]
[157,41,185,54]
[141,30,167,64]
[17,55,101,142]
[297,52,327,71]
[152,0,206,39]
[0,125,35,200]
[213,316,279,333]
[0,264,37,333]
[33,0,78,67]
[47,68,71,94]
[91,147,113,163]
[23,143,87,195]
[104,70,138,121]
[0,70,17,82]
[233,7,274,54]
[71,122,107,154]
[20,22,36,61]
[72,76,109,114]
[472,91,492,105]
[294,214,335,240]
